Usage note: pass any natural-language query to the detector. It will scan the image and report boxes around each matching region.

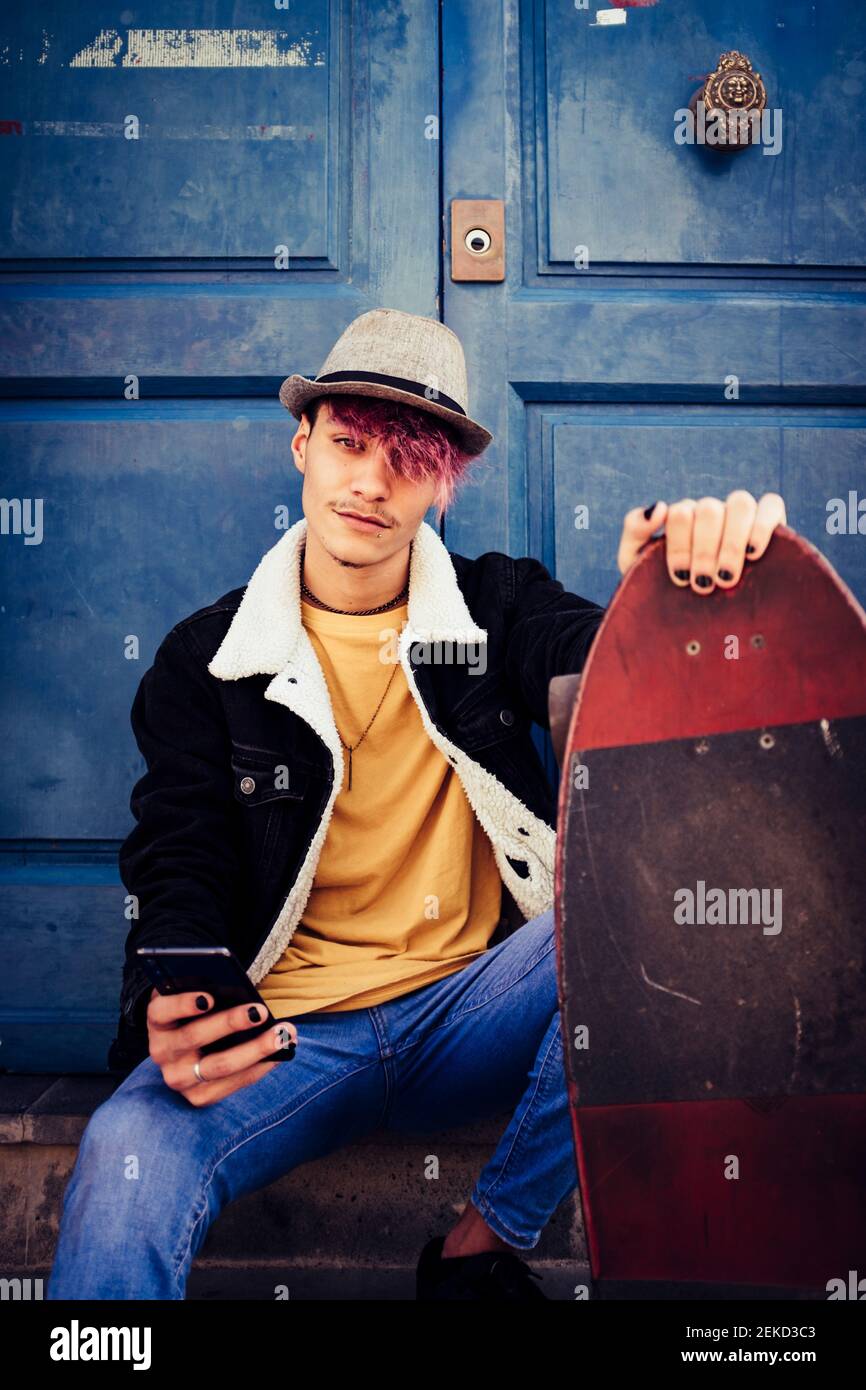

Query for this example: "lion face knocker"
[689,51,768,152]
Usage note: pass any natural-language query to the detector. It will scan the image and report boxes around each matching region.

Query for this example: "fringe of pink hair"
[307,393,473,524]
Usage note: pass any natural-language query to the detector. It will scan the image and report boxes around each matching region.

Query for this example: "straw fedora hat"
[278,307,493,456]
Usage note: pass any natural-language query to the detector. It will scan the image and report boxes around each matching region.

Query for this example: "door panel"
[0,406,302,838]
[542,0,865,267]
[2,3,335,259]
[546,410,866,604]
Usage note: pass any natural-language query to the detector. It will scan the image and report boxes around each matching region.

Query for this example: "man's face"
[291,400,437,565]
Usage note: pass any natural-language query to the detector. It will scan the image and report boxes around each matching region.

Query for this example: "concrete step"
[0,1075,588,1300]
[4,1261,589,1301]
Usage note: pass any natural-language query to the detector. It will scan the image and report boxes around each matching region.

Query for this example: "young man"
[47,308,786,1301]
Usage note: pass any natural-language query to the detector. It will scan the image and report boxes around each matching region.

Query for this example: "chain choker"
[299,544,410,616]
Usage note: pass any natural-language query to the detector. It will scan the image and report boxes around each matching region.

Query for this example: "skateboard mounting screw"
[685,639,701,655]
[695,739,710,754]
[750,633,765,648]
[759,732,775,750]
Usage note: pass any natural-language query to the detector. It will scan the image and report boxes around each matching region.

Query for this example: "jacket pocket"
[230,745,320,890]
[230,745,309,806]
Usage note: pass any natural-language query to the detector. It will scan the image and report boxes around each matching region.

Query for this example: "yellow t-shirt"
[256,599,503,1017]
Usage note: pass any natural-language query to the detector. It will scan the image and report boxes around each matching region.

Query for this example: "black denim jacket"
[108,520,604,1076]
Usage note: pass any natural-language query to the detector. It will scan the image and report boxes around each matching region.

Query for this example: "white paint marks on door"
[69,29,323,68]
[27,121,306,140]
[592,9,628,25]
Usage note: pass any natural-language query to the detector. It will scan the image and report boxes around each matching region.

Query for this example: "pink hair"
[305,393,473,525]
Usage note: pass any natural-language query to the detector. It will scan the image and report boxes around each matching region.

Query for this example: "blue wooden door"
[441,0,866,785]
[3,1,864,1074]
[0,2,441,1071]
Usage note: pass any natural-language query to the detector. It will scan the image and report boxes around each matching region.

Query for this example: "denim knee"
[49,1082,210,1299]
[74,1076,205,1198]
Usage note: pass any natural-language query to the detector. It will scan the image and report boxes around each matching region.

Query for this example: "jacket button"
[240,776,256,794]
[499,708,515,726]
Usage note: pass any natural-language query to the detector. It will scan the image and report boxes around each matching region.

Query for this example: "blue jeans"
[47,907,578,1299]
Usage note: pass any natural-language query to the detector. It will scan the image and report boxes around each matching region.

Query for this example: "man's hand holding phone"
[146,989,298,1108]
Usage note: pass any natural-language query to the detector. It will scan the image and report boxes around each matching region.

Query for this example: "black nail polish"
[248,1005,261,1022]
[718,568,734,581]
[643,502,658,520]
[674,569,690,581]
[195,995,209,1011]
[746,543,756,555]
[695,575,712,588]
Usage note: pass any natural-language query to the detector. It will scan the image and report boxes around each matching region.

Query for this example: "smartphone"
[136,946,296,1062]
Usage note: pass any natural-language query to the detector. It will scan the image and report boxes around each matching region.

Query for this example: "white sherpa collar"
[207,515,487,684]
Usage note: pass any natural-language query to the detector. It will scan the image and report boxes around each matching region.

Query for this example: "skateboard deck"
[551,527,866,1297]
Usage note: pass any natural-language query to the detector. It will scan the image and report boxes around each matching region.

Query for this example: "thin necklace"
[300,544,407,789]
[338,661,399,791]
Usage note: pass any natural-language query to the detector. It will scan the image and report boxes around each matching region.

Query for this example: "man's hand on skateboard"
[616,491,787,595]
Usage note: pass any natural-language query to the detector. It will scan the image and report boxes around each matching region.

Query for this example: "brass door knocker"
[688,51,768,152]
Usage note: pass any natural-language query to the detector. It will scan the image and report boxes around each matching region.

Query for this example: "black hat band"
[312,370,467,418]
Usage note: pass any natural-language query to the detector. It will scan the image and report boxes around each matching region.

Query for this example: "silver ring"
[193,1060,207,1084]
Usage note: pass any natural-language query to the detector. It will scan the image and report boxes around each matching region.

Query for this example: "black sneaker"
[415,1234,548,1300]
